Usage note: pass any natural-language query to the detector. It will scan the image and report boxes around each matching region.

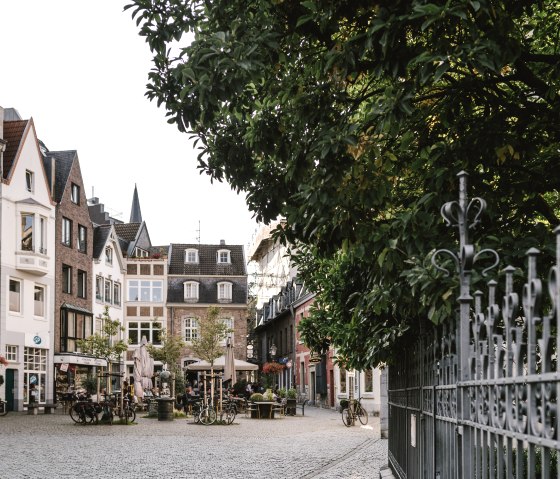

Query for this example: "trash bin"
[157,397,174,421]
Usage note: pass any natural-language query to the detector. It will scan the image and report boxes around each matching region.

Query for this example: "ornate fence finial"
[432,171,499,279]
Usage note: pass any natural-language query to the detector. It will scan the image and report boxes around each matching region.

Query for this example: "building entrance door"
[6,369,15,411]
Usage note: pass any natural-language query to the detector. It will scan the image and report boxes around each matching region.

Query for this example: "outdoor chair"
[272,399,286,418]
[245,401,260,419]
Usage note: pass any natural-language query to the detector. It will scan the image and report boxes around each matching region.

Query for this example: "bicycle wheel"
[342,407,353,427]
[200,407,217,425]
[70,403,83,423]
[125,407,136,423]
[224,406,236,425]
[357,405,368,425]
[0,401,8,416]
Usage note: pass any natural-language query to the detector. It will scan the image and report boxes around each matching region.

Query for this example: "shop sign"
[54,354,107,367]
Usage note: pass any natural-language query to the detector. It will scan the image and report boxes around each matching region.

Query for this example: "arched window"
[183,316,199,342]
[217,282,232,303]
[183,281,199,302]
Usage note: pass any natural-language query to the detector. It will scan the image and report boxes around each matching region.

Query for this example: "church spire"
[129,184,143,223]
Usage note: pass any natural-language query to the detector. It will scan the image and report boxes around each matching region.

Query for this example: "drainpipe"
[0,137,7,359]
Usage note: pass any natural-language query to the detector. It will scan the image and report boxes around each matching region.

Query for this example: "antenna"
[196,220,201,244]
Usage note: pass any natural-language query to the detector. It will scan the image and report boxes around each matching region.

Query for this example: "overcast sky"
[0,0,260,248]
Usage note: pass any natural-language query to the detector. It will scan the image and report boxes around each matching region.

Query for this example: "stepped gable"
[169,243,246,276]
[2,120,28,179]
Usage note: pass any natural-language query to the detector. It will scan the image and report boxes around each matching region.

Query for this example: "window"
[364,369,374,393]
[95,276,103,301]
[183,281,199,302]
[77,270,87,299]
[127,280,163,302]
[9,279,21,313]
[105,247,113,265]
[5,345,18,362]
[39,216,47,254]
[21,213,34,251]
[217,249,231,264]
[300,361,305,389]
[183,317,199,342]
[34,285,45,317]
[217,282,232,303]
[62,264,72,294]
[71,183,80,204]
[78,225,87,253]
[25,170,34,192]
[113,283,121,306]
[339,368,347,394]
[104,279,112,304]
[184,249,198,263]
[62,217,72,246]
[219,317,234,345]
[134,247,149,258]
[128,321,162,345]
[60,311,93,352]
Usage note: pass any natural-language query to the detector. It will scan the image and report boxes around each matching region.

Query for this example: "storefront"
[53,353,107,398]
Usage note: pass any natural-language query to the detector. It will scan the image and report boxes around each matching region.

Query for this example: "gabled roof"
[114,223,141,242]
[46,150,78,203]
[2,120,28,179]
[168,243,247,276]
[92,225,112,260]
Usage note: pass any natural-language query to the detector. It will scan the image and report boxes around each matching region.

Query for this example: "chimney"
[220,239,226,245]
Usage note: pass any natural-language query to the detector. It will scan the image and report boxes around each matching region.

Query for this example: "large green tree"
[128,0,560,368]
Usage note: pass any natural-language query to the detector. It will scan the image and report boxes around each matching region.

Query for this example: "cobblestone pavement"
[0,406,387,479]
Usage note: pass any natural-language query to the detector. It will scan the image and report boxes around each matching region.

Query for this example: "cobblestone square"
[0,406,386,479]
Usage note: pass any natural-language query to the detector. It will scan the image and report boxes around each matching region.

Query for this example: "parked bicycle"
[341,397,368,427]
[0,398,9,416]
[220,395,237,425]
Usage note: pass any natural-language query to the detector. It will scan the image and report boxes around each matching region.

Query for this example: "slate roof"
[168,243,247,276]
[2,120,28,179]
[46,150,77,203]
[92,225,112,260]
[129,185,142,223]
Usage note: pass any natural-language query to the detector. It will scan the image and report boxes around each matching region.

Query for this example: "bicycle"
[113,393,136,423]
[341,397,368,427]
[198,402,217,425]
[70,400,101,425]
[0,398,9,416]
[220,397,237,425]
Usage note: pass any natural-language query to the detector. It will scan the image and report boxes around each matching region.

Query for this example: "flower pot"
[286,398,297,416]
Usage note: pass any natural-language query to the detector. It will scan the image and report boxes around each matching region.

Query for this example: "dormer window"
[217,249,231,264]
[217,281,232,303]
[183,281,199,302]
[185,249,198,263]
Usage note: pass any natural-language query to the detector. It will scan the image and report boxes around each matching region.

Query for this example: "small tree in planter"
[190,307,231,410]
[146,327,186,398]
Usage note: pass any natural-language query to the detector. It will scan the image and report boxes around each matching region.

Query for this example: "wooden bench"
[25,403,58,415]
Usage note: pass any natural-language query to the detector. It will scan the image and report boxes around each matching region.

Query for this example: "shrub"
[287,388,297,399]
[250,393,264,402]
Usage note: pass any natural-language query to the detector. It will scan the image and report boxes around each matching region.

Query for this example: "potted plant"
[286,388,297,416]
[263,389,274,401]
[250,393,264,402]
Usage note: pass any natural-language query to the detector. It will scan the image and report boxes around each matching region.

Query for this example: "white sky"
[0,0,260,248]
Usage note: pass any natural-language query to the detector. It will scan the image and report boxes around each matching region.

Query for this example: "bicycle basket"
[340,399,348,409]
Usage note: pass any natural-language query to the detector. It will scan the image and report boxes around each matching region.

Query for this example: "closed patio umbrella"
[133,336,153,398]
[224,338,236,385]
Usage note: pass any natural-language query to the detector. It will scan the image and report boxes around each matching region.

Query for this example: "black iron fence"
[388,172,559,478]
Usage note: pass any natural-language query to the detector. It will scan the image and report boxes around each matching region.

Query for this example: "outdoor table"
[252,401,277,419]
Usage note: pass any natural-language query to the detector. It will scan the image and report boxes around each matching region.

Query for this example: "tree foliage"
[146,328,185,372]
[190,307,231,365]
[77,307,129,363]
[128,0,560,368]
